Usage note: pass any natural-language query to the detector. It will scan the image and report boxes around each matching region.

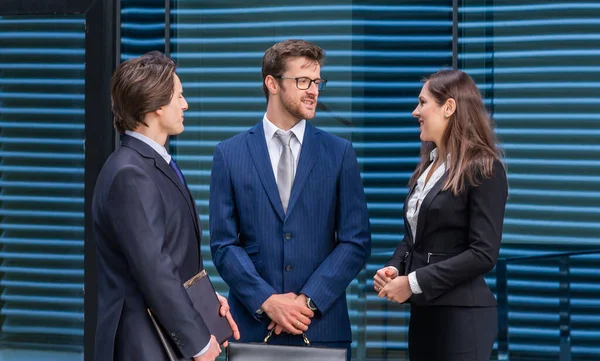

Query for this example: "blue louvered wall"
[460,1,600,360]
[0,16,85,352]
[1,1,598,360]
[165,2,452,360]
[121,1,600,360]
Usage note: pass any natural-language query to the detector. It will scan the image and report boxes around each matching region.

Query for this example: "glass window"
[169,2,452,359]
[121,0,167,60]
[0,15,84,360]
[459,1,600,360]
[115,1,600,361]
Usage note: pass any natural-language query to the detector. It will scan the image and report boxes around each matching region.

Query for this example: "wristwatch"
[306,297,318,311]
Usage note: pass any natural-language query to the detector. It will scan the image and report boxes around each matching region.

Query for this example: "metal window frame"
[452,0,459,69]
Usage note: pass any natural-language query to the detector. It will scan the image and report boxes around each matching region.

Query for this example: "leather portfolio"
[227,330,347,361]
[147,269,233,360]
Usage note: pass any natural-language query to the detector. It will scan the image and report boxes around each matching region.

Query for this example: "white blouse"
[391,148,448,295]
[406,148,448,243]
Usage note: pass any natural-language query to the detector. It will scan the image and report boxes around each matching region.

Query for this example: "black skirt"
[408,305,497,361]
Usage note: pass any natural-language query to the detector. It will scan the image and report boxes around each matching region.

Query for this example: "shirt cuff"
[256,308,264,315]
[408,271,423,294]
[193,339,211,358]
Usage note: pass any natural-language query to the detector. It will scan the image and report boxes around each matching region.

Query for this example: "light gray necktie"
[274,130,295,213]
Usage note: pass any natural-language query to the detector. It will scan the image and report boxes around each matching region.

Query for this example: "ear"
[155,107,164,116]
[265,75,279,95]
[444,98,456,118]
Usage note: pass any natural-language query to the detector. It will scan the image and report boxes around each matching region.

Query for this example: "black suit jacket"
[386,159,508,307]
[92,135,210,361]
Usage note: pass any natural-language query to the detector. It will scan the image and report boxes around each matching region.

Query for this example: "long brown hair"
[409,69,503,194]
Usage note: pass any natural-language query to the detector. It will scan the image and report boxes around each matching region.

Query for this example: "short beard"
[281,89,316,121]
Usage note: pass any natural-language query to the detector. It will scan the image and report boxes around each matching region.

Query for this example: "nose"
[412,105,419,118]
[306,81,318,95]
[181,97,188,111]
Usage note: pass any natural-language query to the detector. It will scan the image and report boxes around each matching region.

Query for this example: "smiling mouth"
[302,99,315,107]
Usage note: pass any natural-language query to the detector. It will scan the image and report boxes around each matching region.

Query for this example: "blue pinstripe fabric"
[210,121,371,343]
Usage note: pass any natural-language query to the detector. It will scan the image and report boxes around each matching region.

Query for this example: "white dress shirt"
[389,148,448,295]
[124,130,172,164]
[124,131,210,357]
[262,114,305,182]
[253,115,305,315]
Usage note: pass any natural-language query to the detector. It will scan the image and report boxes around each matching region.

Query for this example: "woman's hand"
[378,276,412,303]
[373,267,398,292]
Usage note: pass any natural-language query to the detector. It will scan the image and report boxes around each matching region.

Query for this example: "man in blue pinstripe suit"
[209,40,371,359]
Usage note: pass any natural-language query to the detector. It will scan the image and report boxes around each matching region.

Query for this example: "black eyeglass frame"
[275,76,328,90]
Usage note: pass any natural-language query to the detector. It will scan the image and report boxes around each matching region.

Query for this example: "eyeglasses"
[276,76,327,91]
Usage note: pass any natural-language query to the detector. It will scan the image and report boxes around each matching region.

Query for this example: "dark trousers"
[408,305,497,361]
[267,333,351,361]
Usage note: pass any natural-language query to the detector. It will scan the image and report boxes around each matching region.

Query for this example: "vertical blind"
[0,16,85,351]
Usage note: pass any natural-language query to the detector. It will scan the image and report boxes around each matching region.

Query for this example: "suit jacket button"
[284,233,292,240]
[285,265,293,272]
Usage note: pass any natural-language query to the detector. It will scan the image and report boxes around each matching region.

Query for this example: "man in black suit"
[92,51,238,361]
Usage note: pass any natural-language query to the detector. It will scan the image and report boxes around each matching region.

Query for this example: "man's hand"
[216,293,240,346]
[193,335,221,361]
[267,294,315,335]
[261,293,313,335]
[373,267,398,292]
[378,275,412,303]
[267,320,286,335]
[294,294,311,311]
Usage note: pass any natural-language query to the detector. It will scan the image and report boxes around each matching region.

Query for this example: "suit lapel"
[414,172,448,246]
[121,135,202,242]
[284,123,319,219]
[154,157,201,241]
[246,123,285,221]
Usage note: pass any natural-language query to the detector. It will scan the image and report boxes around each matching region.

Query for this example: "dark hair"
[409,69,503,194]
[111,51,177,134]
[261,39,325,102]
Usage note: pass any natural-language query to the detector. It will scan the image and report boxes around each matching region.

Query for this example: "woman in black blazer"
[374,69,508,361]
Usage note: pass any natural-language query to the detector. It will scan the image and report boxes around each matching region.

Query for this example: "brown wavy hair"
[261,39,325,102]
[409,69,503,195]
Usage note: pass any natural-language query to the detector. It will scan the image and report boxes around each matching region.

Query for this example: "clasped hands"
[261,293,315,335]
[373,267,413,303]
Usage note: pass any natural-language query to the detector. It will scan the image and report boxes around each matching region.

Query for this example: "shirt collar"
[125,130,171,164]
[263,113,306,145]
[429,148,451,164]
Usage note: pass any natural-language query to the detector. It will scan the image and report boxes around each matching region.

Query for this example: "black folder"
[147,269,233,361]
